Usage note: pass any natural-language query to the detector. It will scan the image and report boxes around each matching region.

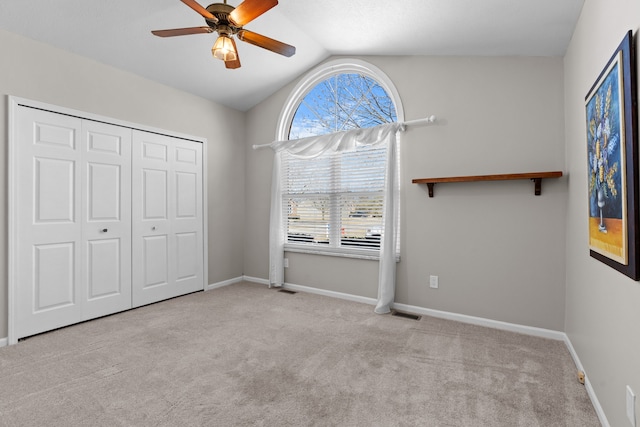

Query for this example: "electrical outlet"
[429,275,438,289]
[284,258,289,268]
[627,385,636,427]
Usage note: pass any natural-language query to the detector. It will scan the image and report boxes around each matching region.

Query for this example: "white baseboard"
[271,280,564,340]
[564,335,610,427]
[242,277,375,306]
[391,302,566,341]
[283,282,378,306]
[0,337,7,348]
[242,276,270,286]
[206,276,244,291]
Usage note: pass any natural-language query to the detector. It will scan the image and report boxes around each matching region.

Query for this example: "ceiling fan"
[152,0,295,69]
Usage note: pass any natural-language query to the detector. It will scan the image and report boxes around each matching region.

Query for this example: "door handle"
[101,228,108,233]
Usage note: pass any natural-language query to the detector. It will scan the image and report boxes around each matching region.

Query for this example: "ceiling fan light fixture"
[212,35,237,61]
[153,0,295,70]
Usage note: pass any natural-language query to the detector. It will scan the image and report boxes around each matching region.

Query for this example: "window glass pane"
[340,194,383,249]
[285,155,332,194]
[286,196,331,245]
[289,74,397,139]
[339,146,386,193]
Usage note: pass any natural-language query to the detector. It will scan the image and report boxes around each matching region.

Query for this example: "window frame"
[276,59,404,260]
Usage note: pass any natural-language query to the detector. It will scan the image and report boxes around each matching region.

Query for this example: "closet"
[10,99,206,342]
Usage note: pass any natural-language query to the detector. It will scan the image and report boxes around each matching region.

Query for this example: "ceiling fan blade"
[151,26,214,37]
[237,29,295,57]
[225,38,242,69]
[181,0,218,22]
[229,0,278,27]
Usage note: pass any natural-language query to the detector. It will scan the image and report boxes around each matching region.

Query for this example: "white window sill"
[284,243,400,262]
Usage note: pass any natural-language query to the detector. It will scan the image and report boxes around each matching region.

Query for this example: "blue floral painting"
[586,51,627,264]
[587,59,623,218]
[585,30,639,279]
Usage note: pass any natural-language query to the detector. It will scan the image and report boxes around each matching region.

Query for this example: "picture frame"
[586,30,639,279]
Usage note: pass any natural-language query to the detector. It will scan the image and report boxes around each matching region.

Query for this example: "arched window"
[278,59,404,140]
[276,59,403,258]
[289,73,398,139]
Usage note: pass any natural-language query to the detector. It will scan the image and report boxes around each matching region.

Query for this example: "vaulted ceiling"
[0,0,584,111]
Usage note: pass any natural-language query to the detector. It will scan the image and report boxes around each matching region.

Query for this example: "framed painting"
[586,30,639,279]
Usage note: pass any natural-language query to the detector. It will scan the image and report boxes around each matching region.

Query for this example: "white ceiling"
[0,0,584,111]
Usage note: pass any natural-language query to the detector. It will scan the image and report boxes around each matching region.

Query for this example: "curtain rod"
[252,115,437,150]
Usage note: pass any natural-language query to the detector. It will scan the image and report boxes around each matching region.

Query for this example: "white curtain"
[268,122,404,314]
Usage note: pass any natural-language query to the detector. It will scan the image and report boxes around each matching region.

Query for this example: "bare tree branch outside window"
[289,74,397,139]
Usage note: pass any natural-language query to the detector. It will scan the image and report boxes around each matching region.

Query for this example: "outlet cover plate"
[429,275,438,289]
[628,385,636,427]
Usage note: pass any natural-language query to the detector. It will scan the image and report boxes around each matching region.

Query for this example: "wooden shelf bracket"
[532,178,542,196]
[412,171,563,198]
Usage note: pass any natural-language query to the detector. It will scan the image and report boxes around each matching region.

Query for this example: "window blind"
[282,144,386,253]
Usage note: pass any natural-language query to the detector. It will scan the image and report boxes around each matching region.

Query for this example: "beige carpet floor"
[0,282,599,426]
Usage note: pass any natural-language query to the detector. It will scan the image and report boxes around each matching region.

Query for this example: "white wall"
[564,1,640,426]
[244,55,567,331]
[0,29,246,338]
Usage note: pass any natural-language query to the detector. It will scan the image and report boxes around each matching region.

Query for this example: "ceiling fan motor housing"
[206,3,237,31]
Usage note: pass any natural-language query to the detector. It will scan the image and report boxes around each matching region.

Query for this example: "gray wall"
[0,29,246,338]
[564,1,640,425]
[244,56,567,331]
[3,7,638,424]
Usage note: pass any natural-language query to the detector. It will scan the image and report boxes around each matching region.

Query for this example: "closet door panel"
[176,232,198,281]
[87,163,121,220]
[173,140,203,291]
[176,172,197,218]
[33,242,76,311]
[143,169,168,219]
[87,239,121,299]
[132,131,203,307]
[16,108,83,338]
[132,131,175,307]
[139,166,170,289]
[142,235,170,288]
[81,121,132,320]
[35,158,76,223]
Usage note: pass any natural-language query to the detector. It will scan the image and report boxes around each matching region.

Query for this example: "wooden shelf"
[412,171,563,197]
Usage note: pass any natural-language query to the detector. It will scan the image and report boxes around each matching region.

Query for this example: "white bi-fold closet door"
[132,131,204,307]
[11,100,205,342]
